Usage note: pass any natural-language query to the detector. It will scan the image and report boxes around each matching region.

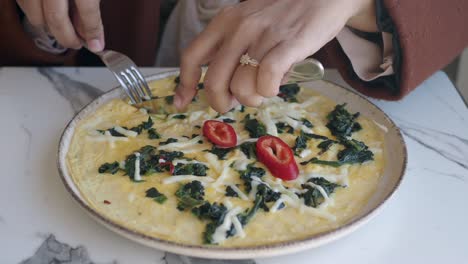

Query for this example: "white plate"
[57,69,407,259]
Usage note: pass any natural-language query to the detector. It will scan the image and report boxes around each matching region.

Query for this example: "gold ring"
[240,53,259,67]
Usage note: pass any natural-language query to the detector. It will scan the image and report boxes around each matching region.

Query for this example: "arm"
[329,0,468,100]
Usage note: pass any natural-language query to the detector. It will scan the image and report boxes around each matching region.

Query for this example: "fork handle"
[285,58,325,84]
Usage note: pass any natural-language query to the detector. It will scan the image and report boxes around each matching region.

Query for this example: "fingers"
[257,40,306,99]
[43,0,82,49]
[175,7,233,110]
[202,16,264,113]
[73,0,104,52]
[230,27,283,106]
[17,0,45,27]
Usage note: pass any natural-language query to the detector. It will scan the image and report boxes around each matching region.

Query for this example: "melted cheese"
[134,152,141,182]
[113,126,138,138]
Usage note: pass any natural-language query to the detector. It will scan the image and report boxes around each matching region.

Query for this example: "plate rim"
[57,69,407,259]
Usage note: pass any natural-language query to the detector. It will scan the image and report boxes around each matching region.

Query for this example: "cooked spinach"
[275,122,294,134]
[300,177,341,207]
[173,163,208,176]
[302,118,314,128]
[278,83,300,102]
[174,75,180,84]
[148,128,161,139]
[326,103,362,137]
[175,181,205,211]
[225,186,239,197]
[317,139,336,154]
[192,202,227,221]
[197,82,205,89]
[158,150,184,161]
[98,162,120,174]
[97,128,125,137]
[222,118,236,123]
[238,164,266,192]
[243,114,267,138]
[165,95,174,104]
[172,114,187,119]
[129,116,154,134]
[159,138,178,145]
[205,146,235,160]
[239,141,257,159]
[301,138,373,167]
[336,138,374,164]
[293,131,313,155]
[145,187,167,204]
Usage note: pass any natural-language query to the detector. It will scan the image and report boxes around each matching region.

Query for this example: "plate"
[57,69,407,259]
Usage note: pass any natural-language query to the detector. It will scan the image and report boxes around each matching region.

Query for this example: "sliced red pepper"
[256,135,299,181]
[203,120,237,148]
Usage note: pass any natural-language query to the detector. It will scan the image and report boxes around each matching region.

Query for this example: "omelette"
[66,75,386,247]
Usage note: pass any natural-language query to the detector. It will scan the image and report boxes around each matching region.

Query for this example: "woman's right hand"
[16,0,105,52]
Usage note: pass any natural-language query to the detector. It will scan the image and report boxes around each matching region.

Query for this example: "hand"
[175,0,377,113]
[16,0,105,52]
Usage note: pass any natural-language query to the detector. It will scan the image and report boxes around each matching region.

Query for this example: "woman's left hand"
[175,0,377,113]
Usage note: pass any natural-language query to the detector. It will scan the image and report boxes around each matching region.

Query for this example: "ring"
[240,53,259,67]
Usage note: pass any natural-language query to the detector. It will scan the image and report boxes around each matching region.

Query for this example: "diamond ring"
[239,53,259,67]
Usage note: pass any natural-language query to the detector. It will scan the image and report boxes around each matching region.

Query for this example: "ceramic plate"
[57,69,407,259]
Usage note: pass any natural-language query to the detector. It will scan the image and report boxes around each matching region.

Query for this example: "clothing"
[1,0,467,101]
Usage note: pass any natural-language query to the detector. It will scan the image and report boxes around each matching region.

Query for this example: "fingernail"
[87,38,104,52]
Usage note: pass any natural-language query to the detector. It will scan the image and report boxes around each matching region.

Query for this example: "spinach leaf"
[222,118,236,123]
[98,162,120,174]
[317,139,336,154]
[301,138,373,167]
[192,202,227,221]
[336,138,374,164]
[238,164,266,192]
[130,116,154,134]
[158,150,184,161]
[97,128,126,137]
[244,114,267,138]
[159,138,178,145]
[301,118,313,128]
[165,95,174,104]
[205,146,235,160]
[145,187,167,204]
[239,141,257,159]
[175,181,205,211]
[173,163,208,176]
[148,128,161,139]
[225,186,239,197]
[278,83,300,102]
[172,114,187,119]
[300,177,341,207]
[326,103,362,137]
[275,122,294,134]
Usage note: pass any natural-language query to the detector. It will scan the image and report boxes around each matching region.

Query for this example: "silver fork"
[95,50,152,104]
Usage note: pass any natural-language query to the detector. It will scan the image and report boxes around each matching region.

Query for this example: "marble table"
[1,67,467,264]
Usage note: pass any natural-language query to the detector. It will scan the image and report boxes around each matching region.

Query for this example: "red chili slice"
[203,120,237,148]
[256,135,299,181]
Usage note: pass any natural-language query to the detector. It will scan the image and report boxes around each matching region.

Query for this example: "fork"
[95,50,152,104]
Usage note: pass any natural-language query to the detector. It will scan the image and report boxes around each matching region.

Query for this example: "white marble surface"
[0,67,467,264]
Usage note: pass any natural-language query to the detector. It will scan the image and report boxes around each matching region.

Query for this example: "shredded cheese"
[157,136,202,150]
[227,184,249,200]
[134,152,142,182]
[113,126,138,138]
[211,206,243,244]
[162,175,214,184]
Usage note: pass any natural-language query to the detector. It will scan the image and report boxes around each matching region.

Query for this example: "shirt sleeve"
[336,27,394,82]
